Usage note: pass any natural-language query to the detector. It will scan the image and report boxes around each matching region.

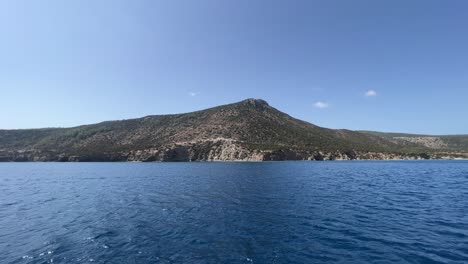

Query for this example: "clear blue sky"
[1,0,467,134]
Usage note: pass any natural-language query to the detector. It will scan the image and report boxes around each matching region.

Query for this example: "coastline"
[1,158,467,163]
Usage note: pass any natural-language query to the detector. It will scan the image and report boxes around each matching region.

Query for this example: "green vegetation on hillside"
[361,131,468,152]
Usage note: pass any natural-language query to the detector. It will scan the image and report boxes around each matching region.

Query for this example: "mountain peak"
[241,98,270,108]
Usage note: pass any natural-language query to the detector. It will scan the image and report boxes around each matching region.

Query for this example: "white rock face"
[394,136,448,149]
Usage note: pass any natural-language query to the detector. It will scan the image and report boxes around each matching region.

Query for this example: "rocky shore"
[1,139,464,162]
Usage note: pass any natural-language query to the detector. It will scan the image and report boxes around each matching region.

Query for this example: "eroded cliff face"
[2,138,464,162]
[126,139,263,162]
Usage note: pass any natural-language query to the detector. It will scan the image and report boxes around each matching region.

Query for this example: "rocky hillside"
[0,99,466,161]
[361,131,468,153]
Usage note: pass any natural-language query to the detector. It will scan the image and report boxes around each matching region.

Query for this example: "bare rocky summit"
[0,99,467,161]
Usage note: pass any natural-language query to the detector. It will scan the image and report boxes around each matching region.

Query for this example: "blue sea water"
[0,161,468,264]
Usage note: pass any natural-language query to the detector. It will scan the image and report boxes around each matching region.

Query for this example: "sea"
[1,161,467,263]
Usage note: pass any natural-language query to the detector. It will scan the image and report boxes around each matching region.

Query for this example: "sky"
[0,0,467,134]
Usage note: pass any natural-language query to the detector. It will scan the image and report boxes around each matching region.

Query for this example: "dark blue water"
[1,161,468,264]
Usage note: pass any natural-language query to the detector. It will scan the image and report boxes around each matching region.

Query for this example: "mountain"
[1,99,466,161]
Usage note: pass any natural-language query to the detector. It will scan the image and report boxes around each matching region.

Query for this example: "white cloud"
[314,101,329,108]
[188,92,197,97]
[365,90,377,97]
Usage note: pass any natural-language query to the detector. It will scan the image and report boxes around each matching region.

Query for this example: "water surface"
[1,161,468,263]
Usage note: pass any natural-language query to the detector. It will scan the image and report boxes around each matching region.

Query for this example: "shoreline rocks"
[1,140,466,162]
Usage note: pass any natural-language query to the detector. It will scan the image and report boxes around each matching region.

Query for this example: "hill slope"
[360,131,468,153]
[0,99,465,161]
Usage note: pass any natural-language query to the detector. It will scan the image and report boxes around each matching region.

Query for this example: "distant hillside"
[0,99,466,161]
[361,131,468,152]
